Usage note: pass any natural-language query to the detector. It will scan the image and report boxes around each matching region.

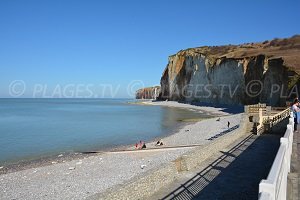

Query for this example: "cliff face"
[159,35,300,106]
[136,86,161,99]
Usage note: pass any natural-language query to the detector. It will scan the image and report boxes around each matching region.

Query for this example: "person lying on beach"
[155,140,164,146]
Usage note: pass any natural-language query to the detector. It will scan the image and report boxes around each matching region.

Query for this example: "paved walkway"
[298,129,300,200]
[295,126,300,200]
[288,125,300,200]
[148,133,281,200]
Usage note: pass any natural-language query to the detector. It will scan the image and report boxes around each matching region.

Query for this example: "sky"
[0,0,299,98]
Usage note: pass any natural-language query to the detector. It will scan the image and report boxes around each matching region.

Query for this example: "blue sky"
[0,0,299,98]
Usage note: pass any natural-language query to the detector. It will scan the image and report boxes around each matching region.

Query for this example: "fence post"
[258,108,262,123]
[244,105,249,114]
[289,117,294,126]
[259,180,275,199]
[286,125,293,173]
[280,138,288,200]
[289,115,294,132]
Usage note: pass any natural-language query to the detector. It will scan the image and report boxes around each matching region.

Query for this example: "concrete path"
[292,125,300,200]
[148,133,281,200]
[287,125,299,200]
[298,129,300,200]
[295,126,300,200]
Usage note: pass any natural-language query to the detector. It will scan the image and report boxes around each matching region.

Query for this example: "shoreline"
[0,121,190,175]
[139,100,242,116]
[0,101,244,200]
[0,101,221,174]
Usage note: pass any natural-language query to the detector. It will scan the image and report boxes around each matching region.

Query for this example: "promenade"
[148,114,299,200]
[148,132,282,200]
[293,130,300,199]
[288,125,299,200]
[295,128,299,200]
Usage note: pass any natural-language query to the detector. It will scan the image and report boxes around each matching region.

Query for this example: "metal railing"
[258,113,294,200]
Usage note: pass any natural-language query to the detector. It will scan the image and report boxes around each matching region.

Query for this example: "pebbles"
[140,165,146,169]
[0,103,242,200]
[76,161,82,165]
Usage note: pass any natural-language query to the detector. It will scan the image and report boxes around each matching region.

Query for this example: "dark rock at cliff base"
[158,35,300,106]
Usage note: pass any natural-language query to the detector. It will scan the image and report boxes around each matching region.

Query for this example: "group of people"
[135,141,146,149]
[134,140,164,149]
[155,140,164,146]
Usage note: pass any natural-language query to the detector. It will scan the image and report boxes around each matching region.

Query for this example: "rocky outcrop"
[136,86,161,99]
[159,35,300,106]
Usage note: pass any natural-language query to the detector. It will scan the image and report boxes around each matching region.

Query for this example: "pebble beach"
[0,101,243,200]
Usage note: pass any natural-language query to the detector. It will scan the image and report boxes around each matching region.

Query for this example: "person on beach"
[136,140,146,149]
[134,141,141,149]
[291,98,300,131]
[142,142,147,149]
[227,121,230,128]
[141,141,146,149]
[156,140,164,146]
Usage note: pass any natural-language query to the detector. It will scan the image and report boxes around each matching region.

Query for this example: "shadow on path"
[161,133,281,200]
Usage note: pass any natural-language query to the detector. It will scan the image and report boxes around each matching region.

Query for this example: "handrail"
[258,114,294,200]
[262,107,290,126]
[245,104,291,135]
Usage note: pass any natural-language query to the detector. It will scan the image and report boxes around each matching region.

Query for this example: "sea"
[0,98,211,165]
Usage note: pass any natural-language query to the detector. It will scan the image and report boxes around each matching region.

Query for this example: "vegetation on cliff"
[171,35,300,73]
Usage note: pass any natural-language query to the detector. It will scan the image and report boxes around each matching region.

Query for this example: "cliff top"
[172,35,300,73]
[136,86,160,92]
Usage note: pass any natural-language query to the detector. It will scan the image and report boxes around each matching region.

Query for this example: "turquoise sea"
[0,98,210,165]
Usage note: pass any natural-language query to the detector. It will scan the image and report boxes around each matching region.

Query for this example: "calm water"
[0,99,210,165]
